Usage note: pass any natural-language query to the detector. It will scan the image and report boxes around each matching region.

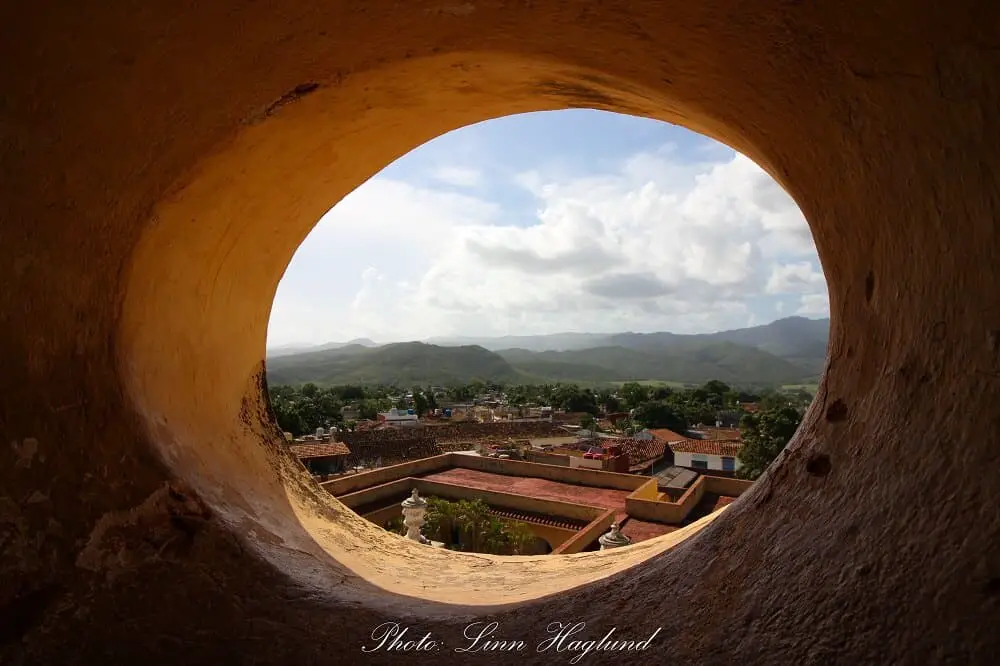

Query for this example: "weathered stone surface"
[1,1,998,663]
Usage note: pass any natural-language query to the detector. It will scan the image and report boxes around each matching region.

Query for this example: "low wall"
[630,478,660,500]
[703,475,754,496]
[552,509,616,555]
[321,455,451,495]
[363,503,403,527]
[324,453,648,498]
[337,477,412,510]
[626,476,707,524]
[569,457,604,470]
[505,521,578,551]
[412,478,607,524]
[454,455,647,491]
[526,450,570,467]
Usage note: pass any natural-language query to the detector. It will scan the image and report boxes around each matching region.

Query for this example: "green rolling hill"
[265,342,524,387]
[265,318,827,387]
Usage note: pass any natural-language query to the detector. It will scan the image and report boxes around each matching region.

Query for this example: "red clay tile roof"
[600,438,667,465]
[669,439,743,457]
[489,508,588,531]
[648,428,687,442]
[289,442,351,459]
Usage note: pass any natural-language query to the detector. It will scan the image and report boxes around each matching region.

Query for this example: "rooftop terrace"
[322,453,753,552]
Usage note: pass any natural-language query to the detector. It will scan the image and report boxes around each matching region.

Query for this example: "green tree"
[701,380,731,399]
[447,384,475,402]
[499,521,536,555]
[737,406,803,480]
[650,386,673,401]
[454,499,492,552]
[596,389,621,413]
[758,390,792,411]
[337,384,366,401]
[421,497,540,555]
[617,418,640,436]
[620,382,649,409]
[412,388,429,416]
[552,384,598,414]
[423,497,460,545]
[632,401,687,433]
[358,400,379,421]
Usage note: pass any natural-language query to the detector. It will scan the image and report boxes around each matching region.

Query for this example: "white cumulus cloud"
[268,144,829,346]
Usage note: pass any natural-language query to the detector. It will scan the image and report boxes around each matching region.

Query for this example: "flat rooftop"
[620,519,678,542]
[423,467,633,523]
[418,468,714,544]
[325,454,751,549]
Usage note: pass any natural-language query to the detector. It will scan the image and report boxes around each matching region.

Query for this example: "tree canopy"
[632,400,688,432]
[737,405,803,480]
[417,498,537,555]
[267,378,814,439]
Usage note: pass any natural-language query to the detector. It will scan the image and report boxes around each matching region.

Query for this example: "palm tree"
[483,518,509,554]
[424,497,459,546]
[455,499,491,552]
[499,520,535,555]
[421,498,543,555]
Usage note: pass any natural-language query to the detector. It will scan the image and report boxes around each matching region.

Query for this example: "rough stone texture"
[2,0,999,664]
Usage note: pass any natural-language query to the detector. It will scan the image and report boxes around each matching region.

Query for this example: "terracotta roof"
[648,428,687,442]
[489,508,588,531]
[289,442,351,459]
[669,439,743,457]
[601,438,667,465]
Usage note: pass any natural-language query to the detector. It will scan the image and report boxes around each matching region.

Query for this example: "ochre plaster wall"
[703,475,755,496]
[627,477,707,524]
[2,1,999,664]
[552,510,618,555]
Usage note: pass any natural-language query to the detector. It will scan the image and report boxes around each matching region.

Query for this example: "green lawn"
[608,379,692,388]
[781,383,820,393]
[603,379,820,393]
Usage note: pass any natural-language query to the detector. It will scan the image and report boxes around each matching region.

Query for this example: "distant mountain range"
[267,337,378,358]
[265,317,829,387]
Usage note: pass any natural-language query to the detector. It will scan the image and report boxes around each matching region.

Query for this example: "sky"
[267,110,828,348]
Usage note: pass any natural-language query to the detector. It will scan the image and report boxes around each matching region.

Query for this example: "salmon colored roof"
[669,439,743,457]
[597,438,667,467]
[489,508,587,531]
[648,428,687,442]
[288,442,351,459]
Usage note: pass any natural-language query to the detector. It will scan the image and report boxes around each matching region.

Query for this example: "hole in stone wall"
[263,109,830,555]
[865,270,876,303]
[826,399,849,423]
[805,453,832,477]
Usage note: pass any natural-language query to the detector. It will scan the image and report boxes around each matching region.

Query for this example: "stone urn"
[599,522,631,550]
[401,488,428,543]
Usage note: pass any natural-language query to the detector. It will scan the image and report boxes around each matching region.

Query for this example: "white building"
[377,407,419,426]
[669,439,743,474]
